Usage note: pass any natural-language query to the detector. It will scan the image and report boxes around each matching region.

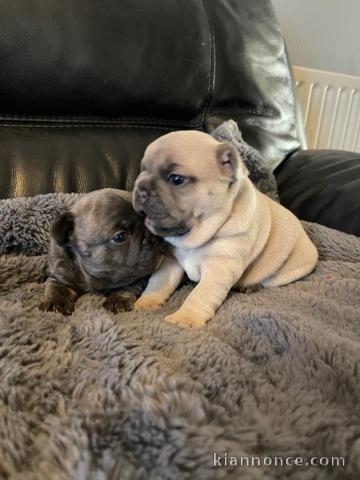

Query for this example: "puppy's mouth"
[144,216,190,238]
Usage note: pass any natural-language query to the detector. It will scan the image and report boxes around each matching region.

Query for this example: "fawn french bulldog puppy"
[132,130,318,328]
[40,189,164,315]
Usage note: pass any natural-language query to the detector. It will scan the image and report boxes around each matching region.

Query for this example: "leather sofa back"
[0,0,303,198]
[0,0,210,125]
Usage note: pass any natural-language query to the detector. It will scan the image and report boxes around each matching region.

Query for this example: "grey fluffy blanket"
[1,126,360,479]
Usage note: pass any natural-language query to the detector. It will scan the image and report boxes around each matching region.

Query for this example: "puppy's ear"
[51,212,75,246]
[216,143,248,182]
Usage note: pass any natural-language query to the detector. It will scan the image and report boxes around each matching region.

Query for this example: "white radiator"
[294,66,360,152]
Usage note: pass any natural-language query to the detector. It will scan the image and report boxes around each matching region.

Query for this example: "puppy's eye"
[168,174,186,186]
[112,232,128,244]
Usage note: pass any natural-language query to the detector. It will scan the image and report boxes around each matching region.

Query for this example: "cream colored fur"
[134,131,318,328]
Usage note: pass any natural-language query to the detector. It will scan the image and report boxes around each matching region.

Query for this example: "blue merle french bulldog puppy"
[40,189,164,315]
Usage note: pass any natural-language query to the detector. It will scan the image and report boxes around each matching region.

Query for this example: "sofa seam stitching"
[0,114,203,126]
[200,0,216,130]
[0,124,200,130]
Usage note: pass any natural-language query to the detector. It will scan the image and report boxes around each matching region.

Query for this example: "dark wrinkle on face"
[160,161,180,180]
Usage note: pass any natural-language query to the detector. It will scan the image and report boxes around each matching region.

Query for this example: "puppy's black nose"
[136,184,150,204]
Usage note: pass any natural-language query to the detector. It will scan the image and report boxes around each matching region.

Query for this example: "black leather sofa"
[1,0,359,235]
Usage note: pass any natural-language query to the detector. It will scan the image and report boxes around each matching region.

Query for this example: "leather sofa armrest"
[275,149,360,236]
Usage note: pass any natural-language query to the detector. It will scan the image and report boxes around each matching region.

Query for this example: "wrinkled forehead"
[142,131,220,174]
[72,192,137,238]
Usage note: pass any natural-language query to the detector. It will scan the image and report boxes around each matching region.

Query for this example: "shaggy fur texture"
[211,120,279,201]
[0,192,81,256]
[0,124,359,479]
[0,221,360,479]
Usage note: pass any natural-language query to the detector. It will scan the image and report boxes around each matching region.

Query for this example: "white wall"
[272,0,360,77]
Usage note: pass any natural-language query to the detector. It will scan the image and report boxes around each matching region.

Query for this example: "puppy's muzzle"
[137,188,149,205]
[133,181,150,212]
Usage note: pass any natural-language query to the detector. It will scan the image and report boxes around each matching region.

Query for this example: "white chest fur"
[174,247,207,282]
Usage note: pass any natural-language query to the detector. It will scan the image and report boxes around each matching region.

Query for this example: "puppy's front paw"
[103,294,135,313]
[39,300,75,316]
[134,295,163,311]
[165,308,207,329]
